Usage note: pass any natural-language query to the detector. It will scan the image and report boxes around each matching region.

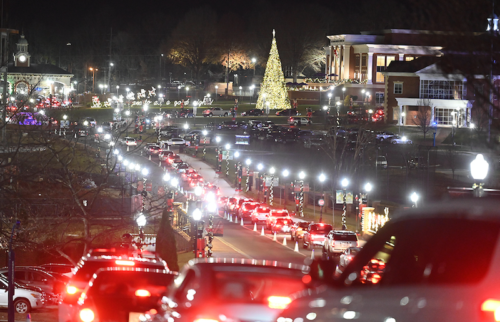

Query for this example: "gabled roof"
[385,56,438,73]
[8,63,72,75]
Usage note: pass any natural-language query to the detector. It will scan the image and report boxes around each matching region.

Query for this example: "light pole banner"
[336,190,354,204]
[264,176,279,186]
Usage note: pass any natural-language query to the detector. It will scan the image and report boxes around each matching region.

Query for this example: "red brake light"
[66,285,78,294]
[79,308,95,322]
[115,260,135,266]
[319,223,324,226]
[135,289,151,297]
[268,296,292,309]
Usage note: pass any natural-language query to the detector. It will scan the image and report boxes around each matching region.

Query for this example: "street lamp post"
[342,87,346,101]
[215,85,218,102]
[192,208,202,258]
[322,105,328,129]
[250,85,255,105]
[215,136,221,173]
[7,221,20,322]
[245,159,252,192]
[252,57,257,76]
[269,167,275,206]
[202,130,208,161]
[257,163,264,202]
[298,171,306,217]
[341,178,349,230]
[410,192,419,208]
[471,154,489,197]
[400,112,405,134]
[319,173,326,223]
[89,67,98,93]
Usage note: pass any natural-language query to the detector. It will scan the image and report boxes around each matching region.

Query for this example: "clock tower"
[14,34,31,67]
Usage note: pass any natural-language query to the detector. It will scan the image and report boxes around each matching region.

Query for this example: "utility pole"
[1,29,18,146]
[107,28,112,92]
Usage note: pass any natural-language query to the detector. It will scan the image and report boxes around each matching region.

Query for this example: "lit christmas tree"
[256,30,291,111]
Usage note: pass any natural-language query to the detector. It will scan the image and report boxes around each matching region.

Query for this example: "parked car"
[241,109,264,116]
[0,267,67,298]
[288,117,311,126]
[376,131,395,142]
[276,109,299,116]
[304,135,327,149]
[390,135,413,144]
[275,131,297,144]
[203,107,229,117]
[119,137,137,146]
[0,277,44,313]
[376,155,388,168]
[174,109,194,118]
[166,138,186,146]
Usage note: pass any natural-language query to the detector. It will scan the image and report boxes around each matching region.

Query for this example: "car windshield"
[72,259,165,283]
[298,222,309,228]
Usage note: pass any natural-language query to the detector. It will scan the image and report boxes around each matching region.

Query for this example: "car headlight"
[30,293,41,299]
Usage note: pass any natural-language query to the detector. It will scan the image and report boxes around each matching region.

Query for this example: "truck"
[202,107,229,117]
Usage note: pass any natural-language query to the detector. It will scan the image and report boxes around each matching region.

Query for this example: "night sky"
[7,0,495,35]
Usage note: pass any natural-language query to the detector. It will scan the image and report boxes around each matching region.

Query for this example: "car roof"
[390,199,500,224]
[332,230,356,234]
[185,258,309,273]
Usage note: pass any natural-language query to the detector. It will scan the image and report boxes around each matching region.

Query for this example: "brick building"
[323,29,443,113]
[384,55,497,128]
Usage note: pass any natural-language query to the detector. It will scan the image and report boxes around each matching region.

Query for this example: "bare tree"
[412,104,432,140]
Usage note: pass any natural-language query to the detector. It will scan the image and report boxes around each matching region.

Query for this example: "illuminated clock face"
[18,55,26,62]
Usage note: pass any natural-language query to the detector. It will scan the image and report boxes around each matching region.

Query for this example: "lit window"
[394,83,403,94]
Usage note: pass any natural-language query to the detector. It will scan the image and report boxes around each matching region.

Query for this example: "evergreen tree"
[256,30,291,111]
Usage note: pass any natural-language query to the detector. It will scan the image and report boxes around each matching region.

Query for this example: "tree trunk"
[156,207,179,271]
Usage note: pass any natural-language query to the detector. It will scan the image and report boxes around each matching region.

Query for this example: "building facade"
[384,56,495,128]
[6,34,73,98]
[323,29,443,119]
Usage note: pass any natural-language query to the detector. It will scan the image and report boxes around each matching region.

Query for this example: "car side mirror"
[306,258,336,285]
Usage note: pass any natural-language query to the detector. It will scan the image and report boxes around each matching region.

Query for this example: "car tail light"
[135,289,151,297]
[66,285,78,294]
[371,273,381,284]
[79,308,95,322]
[482,299,500,320]
[268,296,292,309]
[115,260,135,266]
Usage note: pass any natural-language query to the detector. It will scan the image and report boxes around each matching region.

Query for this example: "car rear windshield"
[311,225,332,233]
[333,234,358,241]
[298,222,309,228]
[214,270,305,303]
[72,260,165,283]
[243,203,259,210]
[271,211,289,217]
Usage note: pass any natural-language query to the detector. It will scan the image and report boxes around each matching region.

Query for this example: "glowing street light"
[410,192,419,208]
[282,169,289,177]
[471,154,489,197]
[136,214,147,227]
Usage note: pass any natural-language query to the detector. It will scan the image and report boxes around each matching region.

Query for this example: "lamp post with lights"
[202,130,208,160]
[319,173,326,223]
[245,159,252,192]
[192,208,202,258]
[471,154,489,197]
[257,163,264,202]
[298,171,306,217]
[89,67,98,93]
[269,167,275,206]
[341,178,349,230]
[215,136,221,173]
[225,143,231,176]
